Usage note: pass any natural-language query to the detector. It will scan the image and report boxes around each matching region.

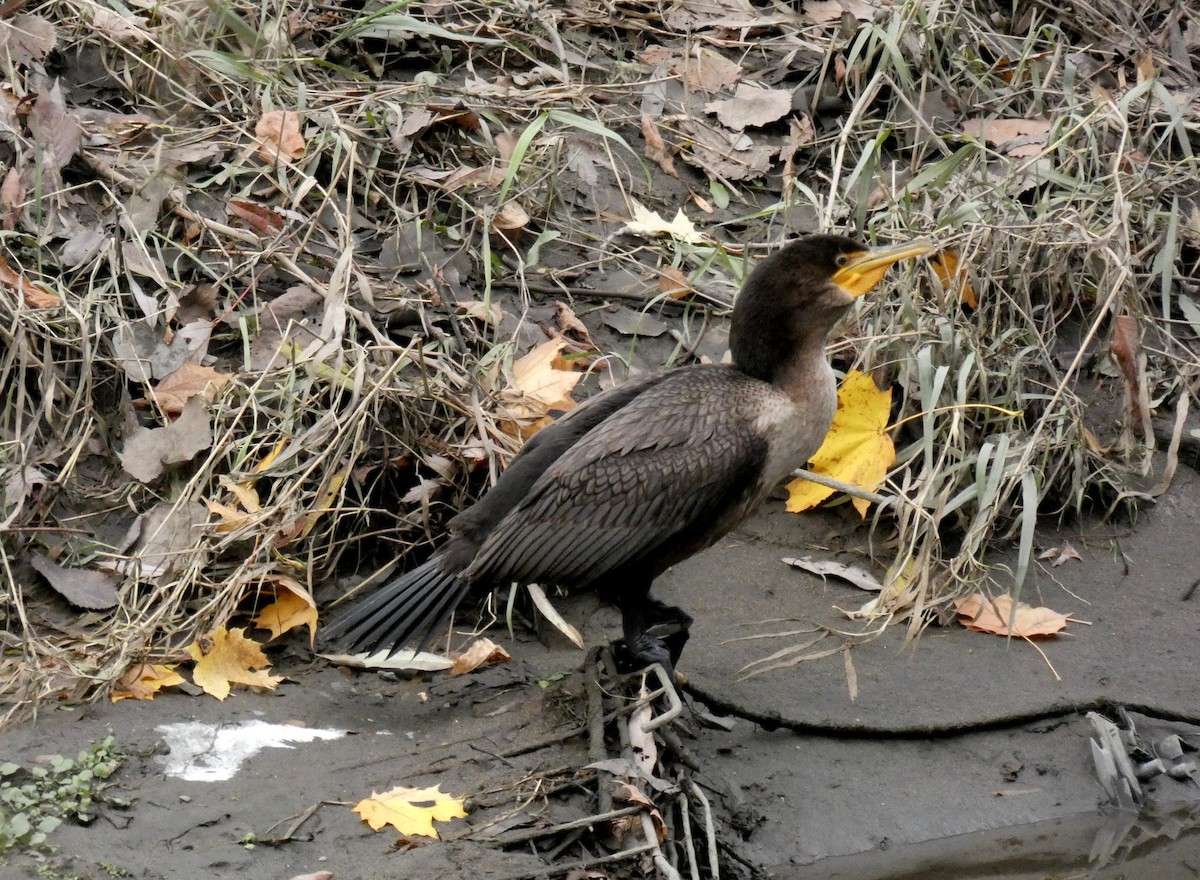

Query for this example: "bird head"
[730,233,933,382]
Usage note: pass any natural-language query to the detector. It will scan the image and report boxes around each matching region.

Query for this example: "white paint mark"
[156,720,346,782]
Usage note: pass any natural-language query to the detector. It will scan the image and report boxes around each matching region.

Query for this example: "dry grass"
[1,0,1197,717]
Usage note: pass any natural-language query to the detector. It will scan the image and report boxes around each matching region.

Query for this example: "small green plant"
[0,736,124,853]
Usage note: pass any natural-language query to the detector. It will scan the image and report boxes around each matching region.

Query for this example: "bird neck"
[729,286,849,388]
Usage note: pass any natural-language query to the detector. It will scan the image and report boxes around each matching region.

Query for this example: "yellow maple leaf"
[185,626,283,700]
[786,370,895,518]
[252,577,318,644]
[353,784,468,839]
[501,340,582,439]
[110,663,185,702]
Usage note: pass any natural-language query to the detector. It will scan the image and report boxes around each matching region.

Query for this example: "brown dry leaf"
[931,250,979,308]
[107,500,208,581]
[186,626,284,700]
[552,301,593,345]
[29,555,118,610]
[119,395,212,483]
[0,256,59,308]
[147,364,231,416]
[29,80,81,178]
[680,118,775,181]
[680,47,742,94]
[1038,542,1082,567]
[961,117,1052,157]
[657,266,693,300]
[612,782,667,842]
[449,638,511,675]
[0,14,58,67]
[640,113,678,178]
[353,785,468,839]
[786,371,895,517]
[705,83,792,130]
[256,110,305,163]
[1,167,22,230]
[1110,314,1151,439]
[253,576,318,643]
[804,0,876,22]
[492,200,530,235]
[110,663,185,702]
[229,199,285,237]
[954,593,1071,638]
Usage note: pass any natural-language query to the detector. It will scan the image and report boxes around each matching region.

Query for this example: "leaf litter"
[0,0,1196,730]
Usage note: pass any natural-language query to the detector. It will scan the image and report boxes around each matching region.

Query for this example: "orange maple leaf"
[954,592,1071,638]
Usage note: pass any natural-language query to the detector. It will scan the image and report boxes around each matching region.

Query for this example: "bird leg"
[620,602,676,680]
[643,594,692,668]
[619,591,696,680]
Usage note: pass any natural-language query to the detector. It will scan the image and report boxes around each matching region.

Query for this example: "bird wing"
[464,366,773,587]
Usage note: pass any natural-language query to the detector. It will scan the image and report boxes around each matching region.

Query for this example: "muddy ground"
[5,465,1200,879]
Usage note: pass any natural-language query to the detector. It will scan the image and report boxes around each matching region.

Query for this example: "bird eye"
[835,254,849,267]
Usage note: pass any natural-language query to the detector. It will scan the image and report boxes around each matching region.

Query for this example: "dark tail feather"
[321,557,472,656]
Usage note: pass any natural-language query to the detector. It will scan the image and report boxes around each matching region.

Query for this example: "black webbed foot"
[616,630,676,682]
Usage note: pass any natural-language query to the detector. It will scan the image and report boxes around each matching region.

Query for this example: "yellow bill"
[832,238,935,298]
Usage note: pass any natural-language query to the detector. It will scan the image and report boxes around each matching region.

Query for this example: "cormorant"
[322,234,933,676]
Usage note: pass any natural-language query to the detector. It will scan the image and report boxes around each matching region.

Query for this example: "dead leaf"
[1110,314,1152,439]
[110,663,185,702]
[29,80,81,179]
[528,583,584,649]
[705,83,792,130]
[353,785,467,839]
[186,626,284,700]
[657,266,693,300]
[552,301,593,345]
[119,395,213,483]
[229,199,285,237]
[786,370,895,517]
[680,48,742,94]
[804,0,876,22]
[640,113,678,178]
[0,256,59,308]
[252,576,318,643]
[0,15,58,68]
[601,307,669,338]
[492,200,530,235]
[624,201,703,243]
[612,782,667,842]
[450,638,511,675]
[1038,542,1082,567]
[782,556,883,592]
[954,593,1072,638]
[679,118,775,181]
[29,555,119,609]
[108,501,208,580]
[961,117,1051,157]
[502,340,582,436]
[144,364,231,416]
[255,110,305,163]
[1,167,22,230]
[931,250,979,308]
